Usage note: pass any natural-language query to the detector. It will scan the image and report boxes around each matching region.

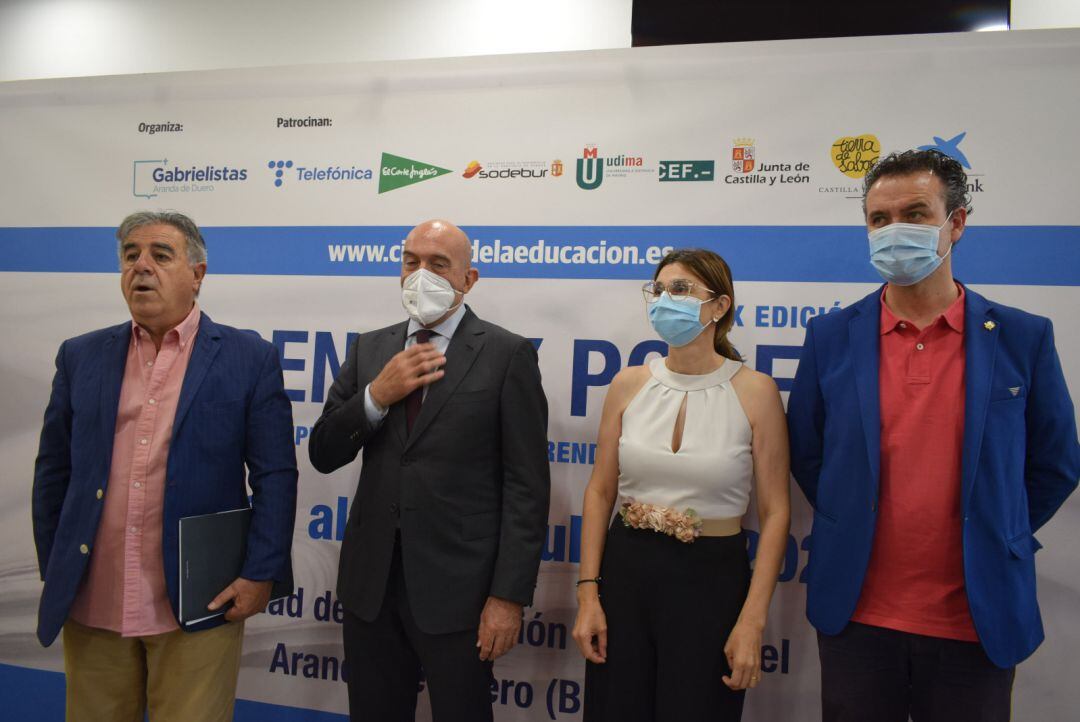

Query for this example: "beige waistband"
[698,516,744,537]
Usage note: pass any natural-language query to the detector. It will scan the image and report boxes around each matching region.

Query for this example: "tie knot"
[414,329,433,344]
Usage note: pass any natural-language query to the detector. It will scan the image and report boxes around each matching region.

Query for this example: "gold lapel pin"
[984,320,996,331]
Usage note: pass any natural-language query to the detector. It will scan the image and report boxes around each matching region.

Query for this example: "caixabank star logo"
[918,131,984,194]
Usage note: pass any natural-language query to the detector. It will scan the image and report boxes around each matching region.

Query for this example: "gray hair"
[116,211,208,266]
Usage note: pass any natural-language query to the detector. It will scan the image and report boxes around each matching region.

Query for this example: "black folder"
[178,507,291,625]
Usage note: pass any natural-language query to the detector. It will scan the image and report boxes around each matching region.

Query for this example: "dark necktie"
[405,329,433,434]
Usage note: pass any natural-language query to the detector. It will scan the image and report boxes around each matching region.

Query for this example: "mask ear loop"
[938,209,957,261]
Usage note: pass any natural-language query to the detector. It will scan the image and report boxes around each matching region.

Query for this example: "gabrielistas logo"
[576,146,603,190]
[379,153,452,194]
[132,158,248,198]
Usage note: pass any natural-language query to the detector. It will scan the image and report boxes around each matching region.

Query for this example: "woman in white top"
[572,249,791,722]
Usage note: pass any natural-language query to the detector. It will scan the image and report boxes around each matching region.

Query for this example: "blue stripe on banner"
[1,225,1077,285]
[0,662,348,722]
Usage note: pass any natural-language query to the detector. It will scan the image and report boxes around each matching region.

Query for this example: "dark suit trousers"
[342,535,494,722]
[818,622,1015,722]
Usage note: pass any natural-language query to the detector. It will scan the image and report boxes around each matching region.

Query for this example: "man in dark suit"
[309,219,550,722]
[32,211,298,722]
[787,150,1079,721]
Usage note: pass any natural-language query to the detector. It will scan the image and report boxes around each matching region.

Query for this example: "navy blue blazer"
[32,312,298,646]
[787,285,1079,668]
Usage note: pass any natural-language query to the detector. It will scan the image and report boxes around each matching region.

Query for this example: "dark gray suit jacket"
[309,307,550,634]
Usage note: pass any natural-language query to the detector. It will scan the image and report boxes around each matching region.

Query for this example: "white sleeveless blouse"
[617,356,754,519]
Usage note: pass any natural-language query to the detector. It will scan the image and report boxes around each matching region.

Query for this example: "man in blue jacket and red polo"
[788,149,1079,722]
[32,211,298,722]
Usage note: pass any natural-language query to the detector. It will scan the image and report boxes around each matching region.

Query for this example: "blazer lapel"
[849,289,883,504]
[171,313,222,442]
[404,310,486,450]
[99,323,132,472]
[961,287,998,513]
[377,323,409,448]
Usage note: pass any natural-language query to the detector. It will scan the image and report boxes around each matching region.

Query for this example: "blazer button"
[389,503,399,515]
[79,544,89,554]
[350,431,359,441]
[96,489,104,500]
[401,457,412,467]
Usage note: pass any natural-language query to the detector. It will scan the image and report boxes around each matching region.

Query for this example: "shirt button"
[133,481,142,488]
[916,343,925,350]
[148,398,157,405]
[96,489,103,499]
[140,438,148,445]
[146,361,153,367]
[899,322,906,329]
[130,526,138,534]
[79,544,89,554]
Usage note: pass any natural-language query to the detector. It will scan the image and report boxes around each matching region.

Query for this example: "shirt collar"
[880,283,965,335]
[132,303,201,349]
[406,302,467,341]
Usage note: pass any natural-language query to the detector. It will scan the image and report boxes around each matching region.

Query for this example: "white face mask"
[401,268,461,325]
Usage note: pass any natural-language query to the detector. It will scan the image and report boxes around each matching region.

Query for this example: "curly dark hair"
[862,149,973,217]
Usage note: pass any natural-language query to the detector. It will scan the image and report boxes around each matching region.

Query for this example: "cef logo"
[658,160,715,182]
[576,146,603,190]
[732,139,755,174]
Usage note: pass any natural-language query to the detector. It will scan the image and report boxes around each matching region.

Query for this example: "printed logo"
[132,158,248,198]
[658,160,715,182]
[830,134,880,179]
[551,160,564,177]
[269,159,293,187]
[917,131,983,193]
[378,153,452,194]
[724,139,811,187]
[268,158,373,188]
[732,138,755,174]
[919,131,971,169]
[462,158,561,181]
[576,146,603,190]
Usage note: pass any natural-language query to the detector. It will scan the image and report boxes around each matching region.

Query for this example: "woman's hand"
[722,619,763,690]
[572,597,609,664]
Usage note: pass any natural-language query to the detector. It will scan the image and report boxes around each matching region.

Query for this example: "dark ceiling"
[631,0,1011,46]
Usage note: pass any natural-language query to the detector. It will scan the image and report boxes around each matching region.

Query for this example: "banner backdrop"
[2,29,1078,721]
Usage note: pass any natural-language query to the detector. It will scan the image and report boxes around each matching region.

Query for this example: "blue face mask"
[868,212,954,286]
[648,292,713,347]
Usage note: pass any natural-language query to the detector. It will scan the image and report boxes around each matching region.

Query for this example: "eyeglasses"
[642,279,716,303]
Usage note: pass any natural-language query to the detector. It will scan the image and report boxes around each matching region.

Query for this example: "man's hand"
[476,596,522,661]
[369,343,446,408]
[208,577,273,622]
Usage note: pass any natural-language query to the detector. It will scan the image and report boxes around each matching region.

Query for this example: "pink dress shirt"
[68,304,201,636]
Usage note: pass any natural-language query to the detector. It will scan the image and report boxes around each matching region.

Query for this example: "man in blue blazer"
[788,150,1079,722]
[32,211,298,722]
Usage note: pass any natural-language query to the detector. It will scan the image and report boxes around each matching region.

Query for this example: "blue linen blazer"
[787,285,1079,668]
[32,313,298,646]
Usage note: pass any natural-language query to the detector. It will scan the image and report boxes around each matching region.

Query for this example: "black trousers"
[342,537,494,722]
[584,522,751,722]
[818,622,1015,722]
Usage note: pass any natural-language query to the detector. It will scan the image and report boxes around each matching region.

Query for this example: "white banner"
[1,28,1078,721]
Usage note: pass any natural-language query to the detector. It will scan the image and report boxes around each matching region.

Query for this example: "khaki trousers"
[63,619,244,722]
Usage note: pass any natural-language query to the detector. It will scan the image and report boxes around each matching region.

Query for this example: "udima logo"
[379,153,451,194]
[576,146,603,190]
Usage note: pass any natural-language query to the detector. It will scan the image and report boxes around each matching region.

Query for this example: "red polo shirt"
[851,284,978,641]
